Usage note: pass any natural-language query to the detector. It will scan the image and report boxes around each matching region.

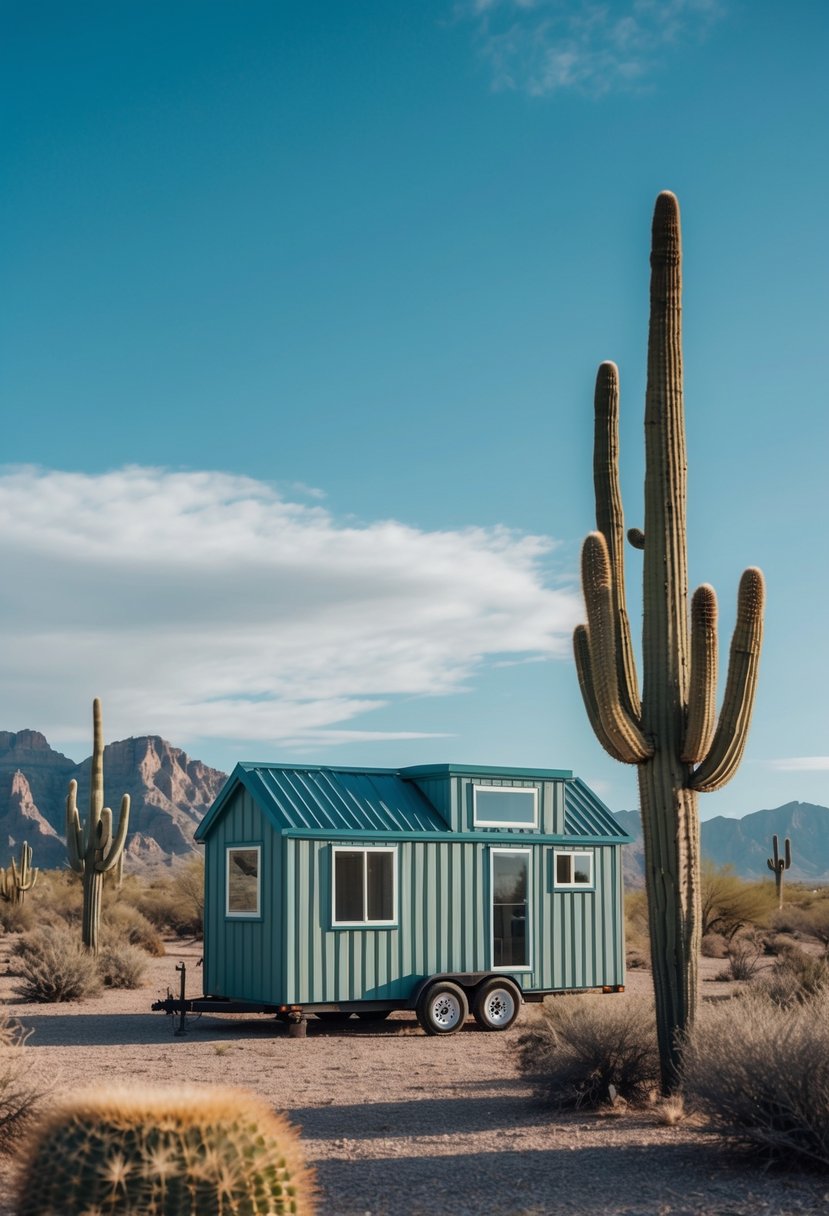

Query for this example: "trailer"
[156,762,630,1035]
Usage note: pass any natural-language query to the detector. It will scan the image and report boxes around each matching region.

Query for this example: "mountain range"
[0,727,827,884]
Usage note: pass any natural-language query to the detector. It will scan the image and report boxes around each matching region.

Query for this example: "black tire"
[355,1010,392,1022]
[315,1011,353,1022]
[416,981,469,1035]
[472,978,521,1031]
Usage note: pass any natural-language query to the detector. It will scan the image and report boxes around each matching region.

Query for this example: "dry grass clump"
[0,1010,43,1153]
[97,938,149,989]
[0,900,35,935]
[130,857,204,938]
[624,890,651,969]
[12,927,102,1003]
[750,949,829,1008]
[106,900,165,956]
[684,993,829,1169]
[518,994,659,1109]
[717,930,764,981]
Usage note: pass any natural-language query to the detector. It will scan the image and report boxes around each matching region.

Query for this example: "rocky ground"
[1,941,827,1215]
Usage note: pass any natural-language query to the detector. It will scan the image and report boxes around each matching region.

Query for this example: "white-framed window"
[490,848,532,971]
[554,850,594,889]
[473,785,538,829]
[332,846,397,927]
[226,845,261,917]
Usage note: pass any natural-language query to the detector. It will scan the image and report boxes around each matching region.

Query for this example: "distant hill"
[0,729,226,872]
[615,802,829,887]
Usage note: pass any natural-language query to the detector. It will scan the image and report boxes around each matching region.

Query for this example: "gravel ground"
[1,940,827,1215]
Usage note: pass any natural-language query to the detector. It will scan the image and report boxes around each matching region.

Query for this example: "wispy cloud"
[457,0,724,97]
[768,758,829,773]
[0,465,580,751]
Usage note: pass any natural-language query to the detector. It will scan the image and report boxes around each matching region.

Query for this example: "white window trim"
[473,785,538,829]
[490,847,532,973]
[331,846,398,928]
[554,849,595,890]
[225,844,262,918]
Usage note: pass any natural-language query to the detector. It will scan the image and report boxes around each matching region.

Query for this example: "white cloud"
[0,465,580,751]
[768,758,829,773]
[457,0,724,96]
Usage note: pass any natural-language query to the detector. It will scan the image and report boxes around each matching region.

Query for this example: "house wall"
[282,836,624,1005]
[202,785,283,1004]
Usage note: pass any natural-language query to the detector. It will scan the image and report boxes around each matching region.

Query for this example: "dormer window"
[473,786,538,829]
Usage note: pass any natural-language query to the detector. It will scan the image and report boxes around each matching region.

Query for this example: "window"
[554,850,594,889]
[332,847,397,927]
[491,849,531,970]
[473,786,538,828]
[226,846,261,917]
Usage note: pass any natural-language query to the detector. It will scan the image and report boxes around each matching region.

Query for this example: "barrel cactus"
[574,192,764,1090]
[66,698,130,954]
[15,1084,316,1215]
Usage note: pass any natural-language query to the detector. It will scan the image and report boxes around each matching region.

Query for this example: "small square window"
[554,851,593,889]
[226,846,261,917]
[332,847,397,927]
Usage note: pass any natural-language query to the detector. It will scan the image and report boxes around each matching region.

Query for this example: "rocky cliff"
[0,730,227,872]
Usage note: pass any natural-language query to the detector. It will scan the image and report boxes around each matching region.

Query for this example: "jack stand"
[174,962,187,1036]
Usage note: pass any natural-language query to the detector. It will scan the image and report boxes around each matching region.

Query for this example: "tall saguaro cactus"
[574,192,765,1091]
[66,699,130,954]
[767,834,792,909]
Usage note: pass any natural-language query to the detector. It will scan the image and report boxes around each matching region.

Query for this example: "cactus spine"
[574,192,765,1091]
[7,842,38,905]
[14,1084,317,1216]
[767,833,792,909]
[66,698,130,955]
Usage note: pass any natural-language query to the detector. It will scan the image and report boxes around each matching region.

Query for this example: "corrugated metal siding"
[203,785,282,1004]
[281,838,623,1003]
[245,766,446,834]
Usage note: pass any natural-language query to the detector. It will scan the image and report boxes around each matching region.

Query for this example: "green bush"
[684,993,829,1168]
[518,994,659,1109]
[12,928,102,1003]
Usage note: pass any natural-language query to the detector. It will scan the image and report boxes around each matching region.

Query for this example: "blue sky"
[2,0,828,819]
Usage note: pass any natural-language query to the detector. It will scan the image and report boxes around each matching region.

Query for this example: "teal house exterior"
[194,762,632,1034]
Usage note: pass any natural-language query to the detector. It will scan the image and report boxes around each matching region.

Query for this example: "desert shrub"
[684,993,829,1168]
[778,902,829,951]
[751,950,829,1008]
[12,928,102,1003]
[518,994,659,1109]
[701,931,728,958]
[105,901,165,956]
[719,931,764,981]
[31,870,84,929]
[701,861,775,941]
[0,1010,43,1152]
[624,890,650,967]
[0,900,35,935]
[132,858,204,938]
[97,939,148,989]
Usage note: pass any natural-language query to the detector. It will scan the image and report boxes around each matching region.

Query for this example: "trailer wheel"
[416,981,468,1035]
[355,1010,392,1021]
[472,978,520,1031]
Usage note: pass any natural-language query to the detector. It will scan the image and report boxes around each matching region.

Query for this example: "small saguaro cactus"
[14,1084,317,1216]
[66,698,130,954]
[9,842,38,905]
[574,192,765,1092]
[767,833,792,909]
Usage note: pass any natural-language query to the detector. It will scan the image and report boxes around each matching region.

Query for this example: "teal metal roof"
[564,777,627,839]
[196,763,631,843]
[401,763,573,780]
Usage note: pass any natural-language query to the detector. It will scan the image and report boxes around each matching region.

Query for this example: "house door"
[490,849,531,969]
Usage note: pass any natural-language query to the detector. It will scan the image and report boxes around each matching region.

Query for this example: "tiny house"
[193,762,632,1034]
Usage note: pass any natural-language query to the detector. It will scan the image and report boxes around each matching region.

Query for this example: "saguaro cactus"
[574,192,765,1091]
[66,698,130,954]
[0,843,38,906]
[767,833,792,909]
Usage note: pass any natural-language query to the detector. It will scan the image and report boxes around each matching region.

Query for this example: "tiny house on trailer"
[192,762,632,1035]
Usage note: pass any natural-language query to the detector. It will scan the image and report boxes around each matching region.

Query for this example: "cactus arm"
[682,584,718,763]
[90,696,105,824]
[66,780,85,874]
[785,837,792,869]
[0,867,11,902]
[690,568,765,793]
[100,795,130,872]
[573,625,631,763]
[627,527,645,550]
[592,361,642,724]
[581,532,653,763]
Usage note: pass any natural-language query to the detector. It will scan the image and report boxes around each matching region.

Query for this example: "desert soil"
[1,941,827,1216]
